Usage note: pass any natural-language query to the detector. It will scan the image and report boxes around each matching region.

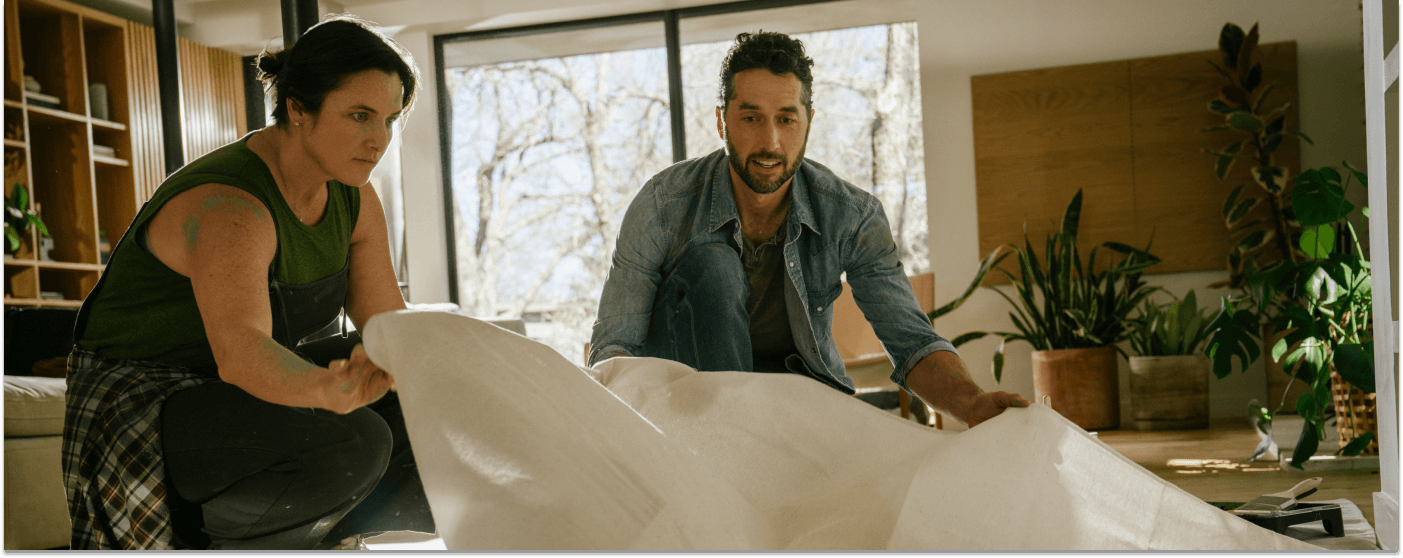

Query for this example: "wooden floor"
[1096,418,1383,527]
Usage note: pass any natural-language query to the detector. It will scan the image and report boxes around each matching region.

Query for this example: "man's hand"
[963,391,1030,428]
[324,344,394,414]
[905,350,1028,428]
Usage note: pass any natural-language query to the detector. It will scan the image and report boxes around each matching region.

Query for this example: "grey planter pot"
[1127,355,1210,431]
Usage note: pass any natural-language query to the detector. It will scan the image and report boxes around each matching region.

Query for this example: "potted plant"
[951,189,1161,430]
[1125,290,1216,430]
[1200,22,1378,468]
[1202,21,1315,412]
[1205,163,1375,468]
[5,183,48,258]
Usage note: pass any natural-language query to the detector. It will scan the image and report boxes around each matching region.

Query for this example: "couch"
[2,304,526,550]
[4,307,78,550]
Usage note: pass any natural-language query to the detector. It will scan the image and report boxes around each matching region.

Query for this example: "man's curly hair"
[718,31,814,113]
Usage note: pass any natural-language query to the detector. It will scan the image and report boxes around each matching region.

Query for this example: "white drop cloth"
[361,311,1320,551]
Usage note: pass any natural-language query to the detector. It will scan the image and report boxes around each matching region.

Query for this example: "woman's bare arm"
[344,182,408,330]
[145,183,390,413]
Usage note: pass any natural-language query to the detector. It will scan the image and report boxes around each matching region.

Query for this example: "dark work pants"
[160,333,434,550]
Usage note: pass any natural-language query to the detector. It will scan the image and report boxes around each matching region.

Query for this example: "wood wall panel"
[126,23,246,203]
[126,21,162,203]
[972,42,1300,281]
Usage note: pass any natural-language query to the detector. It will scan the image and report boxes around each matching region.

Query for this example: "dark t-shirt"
[741,226,798,372]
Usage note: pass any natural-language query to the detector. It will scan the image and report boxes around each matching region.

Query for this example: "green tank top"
[78,133,361,360]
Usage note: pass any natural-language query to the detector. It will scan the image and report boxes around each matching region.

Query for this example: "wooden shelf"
[26,104,86,125]
[4,138,24,148]
[92,154,128,167]
[3,297,84,308]
[3,98,21,110]
[90,117,126,131]
[5,257,103,271]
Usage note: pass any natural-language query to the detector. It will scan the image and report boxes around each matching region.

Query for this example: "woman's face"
[293,69,404,186]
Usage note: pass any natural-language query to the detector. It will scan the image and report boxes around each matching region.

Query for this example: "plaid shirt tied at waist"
[62,348,214,550]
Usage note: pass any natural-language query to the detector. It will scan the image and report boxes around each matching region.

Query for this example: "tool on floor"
[1209,501,1346,537]
[1231,477,1322,516]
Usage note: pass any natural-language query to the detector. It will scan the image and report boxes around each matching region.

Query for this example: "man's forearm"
[903,350,984,424]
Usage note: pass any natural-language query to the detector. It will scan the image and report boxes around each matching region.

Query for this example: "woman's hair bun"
[256,53,284,78]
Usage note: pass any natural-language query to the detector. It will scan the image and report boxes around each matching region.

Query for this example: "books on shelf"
[93,144,116,157]
[24,91,60,109]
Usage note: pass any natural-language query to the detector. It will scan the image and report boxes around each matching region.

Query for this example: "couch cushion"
[4,375,67,437]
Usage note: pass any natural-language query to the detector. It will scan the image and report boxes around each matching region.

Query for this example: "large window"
[439,1,928,363]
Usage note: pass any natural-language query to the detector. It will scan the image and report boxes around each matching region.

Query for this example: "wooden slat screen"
[125,21,162,203]
[971,42,1300,281]
[126,22,246,203]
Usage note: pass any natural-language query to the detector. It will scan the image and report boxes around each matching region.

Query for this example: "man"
[589,31,1026,427]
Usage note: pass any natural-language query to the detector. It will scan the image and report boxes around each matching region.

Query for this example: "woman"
[63,15,433,550]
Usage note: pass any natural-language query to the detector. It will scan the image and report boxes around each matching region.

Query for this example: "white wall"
[912,0,1367,419]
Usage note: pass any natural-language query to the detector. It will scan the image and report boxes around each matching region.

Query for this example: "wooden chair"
[831,272,942,428]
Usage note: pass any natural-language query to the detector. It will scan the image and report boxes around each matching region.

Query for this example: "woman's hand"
[323,344,394,414]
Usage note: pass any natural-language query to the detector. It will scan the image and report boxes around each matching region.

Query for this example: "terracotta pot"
[1127,355,1210,430]
[1031,347,1120,430]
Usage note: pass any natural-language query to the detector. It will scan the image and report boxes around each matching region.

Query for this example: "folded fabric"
[362,311,1319,551]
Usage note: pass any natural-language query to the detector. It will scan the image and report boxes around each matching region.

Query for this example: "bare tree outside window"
[446,22,926,364]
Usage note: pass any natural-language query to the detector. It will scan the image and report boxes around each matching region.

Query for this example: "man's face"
[716,69,812,195]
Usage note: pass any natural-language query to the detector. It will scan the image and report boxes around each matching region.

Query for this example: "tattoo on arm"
[259,336,318,383]
[182,215,200,253]
[185,196,271,253]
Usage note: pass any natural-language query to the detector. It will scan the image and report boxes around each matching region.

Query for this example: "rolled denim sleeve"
[589,183,666,366]
[843,196,957,389]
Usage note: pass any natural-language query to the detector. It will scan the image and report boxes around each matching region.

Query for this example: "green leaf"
[1289,420,1320,470]
[1342,160,1368,188]
[1333,343,1375,393]
[929,246,1010,320]
[1238,23,1260,74]
[1337,432,1375,456]
[1227,111,1263,132]
[1207,99,1237,115]
[1271,336,1288,362]
[1219,85,1249,106]
[1213,142,1243,180]
[1261,132,1283,156]
[1227,197,1258,227]
[1289,131,1315,145]
[12,184,28,209]
[1222,185,1245,218]
[1293,167,1355,226]
[1251,166,1286,193]
[1243,63,1262,92]
[1061,189,1083,237]
[951,331,992,347]
[1263,115,1285,137]
[1236,229,1272,254]
[1204,299,1261,378]
[1219,23,1245,68]
[4,225,18,252]
[1299,224,1335,258]
[993,338,1007,383]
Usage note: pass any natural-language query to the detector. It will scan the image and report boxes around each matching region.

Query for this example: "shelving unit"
[3,0,136,308]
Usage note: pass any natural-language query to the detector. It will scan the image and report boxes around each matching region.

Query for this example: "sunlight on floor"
[1167,458,1280,474]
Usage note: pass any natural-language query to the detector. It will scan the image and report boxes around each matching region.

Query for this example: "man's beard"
[725,131,808,195]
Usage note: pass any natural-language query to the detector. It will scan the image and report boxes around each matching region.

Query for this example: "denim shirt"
[589,149,957,393]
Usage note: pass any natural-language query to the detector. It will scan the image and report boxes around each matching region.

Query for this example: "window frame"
[433,0,844,303]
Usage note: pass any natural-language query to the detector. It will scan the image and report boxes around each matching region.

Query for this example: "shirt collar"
[708,151,821,237]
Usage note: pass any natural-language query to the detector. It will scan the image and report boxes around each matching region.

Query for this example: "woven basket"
[1329,367,1379,455]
